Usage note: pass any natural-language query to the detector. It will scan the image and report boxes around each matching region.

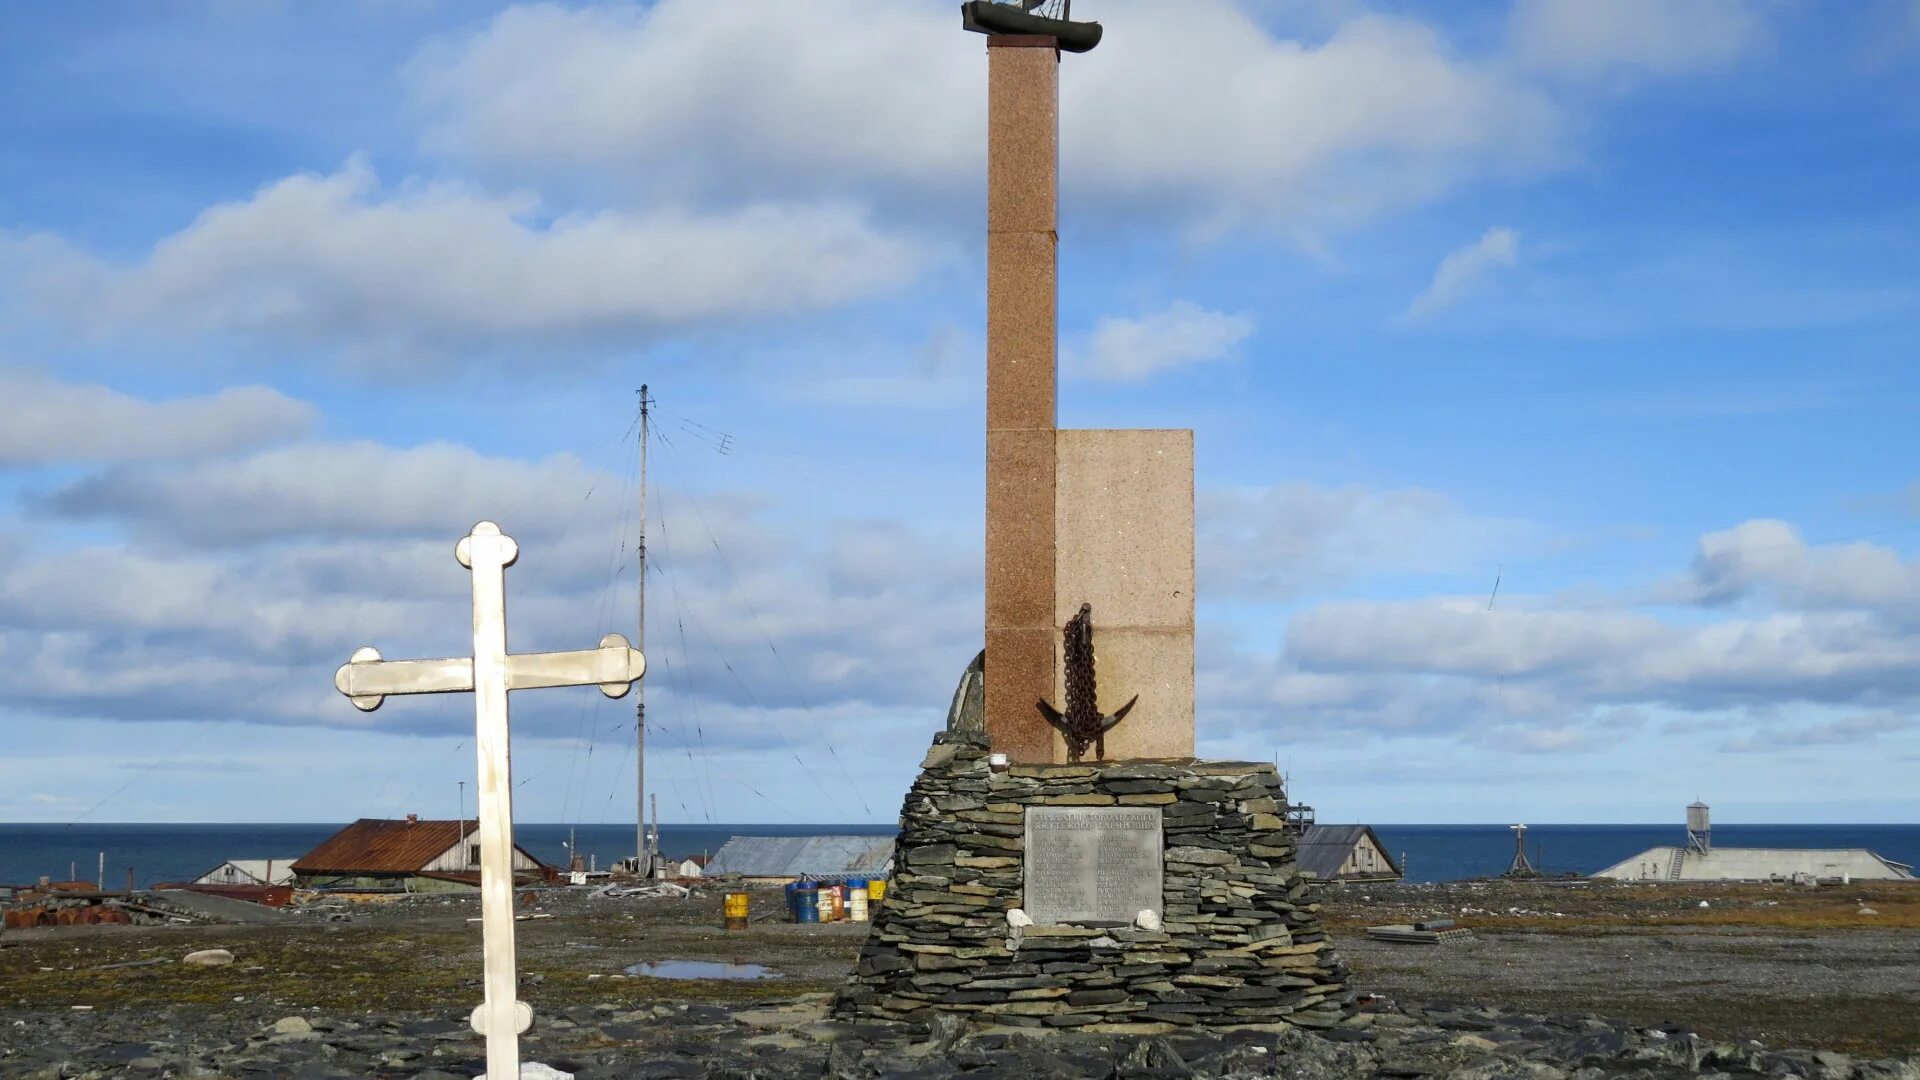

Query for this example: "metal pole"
[458,781,466,867]
[97,852,104,892]
[636,386,651,873]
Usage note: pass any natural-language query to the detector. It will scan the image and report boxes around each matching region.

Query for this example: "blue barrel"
[794,887,821,924]
[783,881,802,920]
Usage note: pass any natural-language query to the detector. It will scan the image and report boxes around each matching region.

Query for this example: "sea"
[2,822,1916,889]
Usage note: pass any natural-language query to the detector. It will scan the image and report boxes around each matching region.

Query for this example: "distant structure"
[292,817,550,892]
[1594,803,1915,883]
[192,859,297,888]
[703,835,892,883]
[1507,823,1537,877]
[1296,825,1402,883]
[1687,799,1711,855]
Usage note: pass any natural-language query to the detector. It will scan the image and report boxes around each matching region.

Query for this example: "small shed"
[704,835,893,883]
[1296,825,1401,883]
[292,817,548,892]
[193,859,298,888]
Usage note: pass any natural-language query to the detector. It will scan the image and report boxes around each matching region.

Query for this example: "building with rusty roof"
[292,816,549,892]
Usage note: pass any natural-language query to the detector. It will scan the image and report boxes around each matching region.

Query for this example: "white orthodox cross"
[334,521,645,1080]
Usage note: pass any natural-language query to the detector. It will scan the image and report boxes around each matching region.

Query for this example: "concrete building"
[292,817,549,892]
[703,835,892,883]
[1295,825,1402,883]
[1594,803,1915,883]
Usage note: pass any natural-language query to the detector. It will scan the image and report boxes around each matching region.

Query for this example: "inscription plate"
[1023,806,1163,925]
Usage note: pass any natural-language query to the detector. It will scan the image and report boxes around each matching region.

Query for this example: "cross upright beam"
[334,520,645,1080]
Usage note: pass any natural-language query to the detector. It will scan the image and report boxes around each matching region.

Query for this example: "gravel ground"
[2,879,1916,1076]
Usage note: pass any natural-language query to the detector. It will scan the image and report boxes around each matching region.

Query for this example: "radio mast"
[635,385,653,875]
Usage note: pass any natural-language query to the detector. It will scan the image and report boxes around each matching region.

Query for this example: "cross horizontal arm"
[334,649,472,711]
[505,633,646,696]
[333,633,646,712]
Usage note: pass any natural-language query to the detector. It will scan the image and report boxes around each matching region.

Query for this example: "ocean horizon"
[4,821,1916,888]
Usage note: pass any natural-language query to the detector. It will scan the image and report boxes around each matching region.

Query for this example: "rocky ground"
[0,879,1914,1078]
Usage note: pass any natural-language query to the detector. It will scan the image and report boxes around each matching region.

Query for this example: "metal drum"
[867,878,887,904]
[826,885,846,922]
[723,891,749,931]
[847,885,869,923]
[793,887,820,924]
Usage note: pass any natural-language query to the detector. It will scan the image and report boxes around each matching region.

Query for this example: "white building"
[1594,803,1914,883]
[193,859,298,887]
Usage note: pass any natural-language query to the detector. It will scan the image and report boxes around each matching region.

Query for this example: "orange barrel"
[826,885,845,922]
[723,891,749,931]
[848,885,869,922]
[867,878,887,904]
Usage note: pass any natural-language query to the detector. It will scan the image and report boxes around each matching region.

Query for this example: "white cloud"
[37,439,608,547]
[2,434,980,740]
[1072,301,1253,382]
[1198,482,1537,602]
[0,369,314,467]
[4,159,922,363]
[409,0,1564,232]
[1194,517,1920,752]
[1510,0,1770,78]
[1405,226,1520,319]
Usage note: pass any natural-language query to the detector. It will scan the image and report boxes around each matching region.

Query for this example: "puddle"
[622,960,784,981]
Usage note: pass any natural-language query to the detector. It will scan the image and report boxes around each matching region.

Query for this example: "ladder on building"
[1667,850,1686,880]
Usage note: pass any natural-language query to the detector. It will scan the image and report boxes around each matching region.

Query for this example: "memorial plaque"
[1023,806,1163,925]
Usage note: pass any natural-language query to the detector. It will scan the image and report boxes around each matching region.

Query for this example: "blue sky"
[2,0,1918,830]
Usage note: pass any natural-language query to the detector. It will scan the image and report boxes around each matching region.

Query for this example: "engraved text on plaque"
[1023,806,1163,925]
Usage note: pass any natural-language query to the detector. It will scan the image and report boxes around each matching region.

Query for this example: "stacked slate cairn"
[835,731,1351,1032]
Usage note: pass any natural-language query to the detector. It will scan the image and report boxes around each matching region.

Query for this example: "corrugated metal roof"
[1594,845,1915,881]
[1296,824,1399,879]
[704,835,894,880]
[194,859,299,886]
[293,819,546,875]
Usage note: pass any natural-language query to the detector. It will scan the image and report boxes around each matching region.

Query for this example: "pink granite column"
[983,35,1060,763]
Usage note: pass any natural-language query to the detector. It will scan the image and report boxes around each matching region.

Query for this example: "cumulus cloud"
[1721,711,1919,753]
[409,0,1563,231]
[1404,227,1520,319]
[0,369,314,467]
[1680,519,1920,618]
[1510,0,1770,78]
[1198,482,1537,602]
[1,433,979,742]
[1071,301,1253,382]
[3,159,922,362]
[36,439,609,547]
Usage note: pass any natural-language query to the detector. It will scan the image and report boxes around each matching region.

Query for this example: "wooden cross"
[334,521,645,1080]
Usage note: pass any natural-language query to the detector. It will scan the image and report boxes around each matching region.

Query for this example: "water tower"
[1686,801,1711,855]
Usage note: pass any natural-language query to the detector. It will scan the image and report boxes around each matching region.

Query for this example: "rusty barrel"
[847,884,869,923]
[723,891,749,931]
[867,877,887,904]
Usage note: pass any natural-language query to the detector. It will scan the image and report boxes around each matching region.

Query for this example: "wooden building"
[1296,824,1402,883]
[292,816,549,892]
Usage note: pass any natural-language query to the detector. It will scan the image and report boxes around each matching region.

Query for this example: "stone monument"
[835,3,1348,1032]
[335,521,646,1080]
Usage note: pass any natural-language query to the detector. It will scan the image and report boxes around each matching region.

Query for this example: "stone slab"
[1023,806,1163,925]
[1051,627,1193,760]
[1052,429,1195,759]
[987,43,1057,236]
[1054,429,1194,630]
